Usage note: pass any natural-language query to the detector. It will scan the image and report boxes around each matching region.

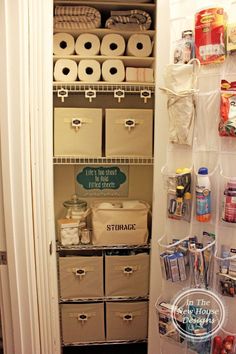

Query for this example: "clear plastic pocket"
[195,90,220,151]
[158,232,215,289]
[161,165,192,223]
[155,297,186,346]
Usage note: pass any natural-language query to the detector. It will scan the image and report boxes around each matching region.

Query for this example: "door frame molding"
[28,0,61,352]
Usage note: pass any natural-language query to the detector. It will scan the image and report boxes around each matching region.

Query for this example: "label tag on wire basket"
[140,90,151,103]
[114,89,125,103]
[57,89,68,102]
[85,89,96,102]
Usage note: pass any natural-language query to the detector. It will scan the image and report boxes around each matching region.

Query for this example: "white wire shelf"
[60,295,149,303]
[54,0,155,10]
[62,339,148,347]
[53,28,156,40]
[57,243,151,251]
[53,156,154,165]
[53,81,155,92]
[53,55,155,67]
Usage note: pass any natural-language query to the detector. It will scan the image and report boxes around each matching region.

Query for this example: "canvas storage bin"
[54,108,102,156]
[61,303,105,344]
[105,253,149,297]
[105,109,153,157]
[59,256,104,299]
[106,301,148,341]
[91,200,150,245]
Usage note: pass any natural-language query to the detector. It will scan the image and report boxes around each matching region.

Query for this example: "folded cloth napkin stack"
[54,6,101,29]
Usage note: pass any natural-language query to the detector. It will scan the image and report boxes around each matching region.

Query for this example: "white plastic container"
[196,167,211,222]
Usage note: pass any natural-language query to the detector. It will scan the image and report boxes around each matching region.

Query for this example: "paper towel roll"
[100,34,125,56]
[54,59,78,82]
[53,33,75,55]
[78,59,101,82]
[102,59,125,82]
[75,33,100,56]
[127,34,152,57]
[126,67,154,82]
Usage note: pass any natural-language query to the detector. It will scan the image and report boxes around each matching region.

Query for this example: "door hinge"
[0,251,7,265]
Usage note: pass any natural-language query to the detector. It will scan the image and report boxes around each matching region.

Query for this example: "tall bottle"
[196,167,211,222]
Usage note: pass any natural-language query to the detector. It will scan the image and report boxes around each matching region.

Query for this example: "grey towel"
[54,6,101,29]
[105,9,152,31]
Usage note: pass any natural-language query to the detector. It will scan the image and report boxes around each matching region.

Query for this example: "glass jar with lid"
[63,194,88,221]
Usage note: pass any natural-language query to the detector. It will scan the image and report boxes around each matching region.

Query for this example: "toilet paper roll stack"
[102,60,125,82]
[127,34,153,57]
[54,59,78,82]
[53,33,75,55]
[75,33,100,56]
[100,34,126,56]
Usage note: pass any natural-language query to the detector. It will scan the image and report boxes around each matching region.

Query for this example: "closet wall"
[53,0,156,352]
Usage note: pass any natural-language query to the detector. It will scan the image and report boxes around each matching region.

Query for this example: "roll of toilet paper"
[127,34,152,57]
[54,59,78,82]
[75,33,100,56]
[102,59,125,82]
[53,33,75,55]
[78,59,101,82]
[100,34,126,56]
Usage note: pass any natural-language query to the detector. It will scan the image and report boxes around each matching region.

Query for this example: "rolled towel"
[126,67,154,82]
[78,59,101,82]
[105,9,152,31]
[102,59,125,82]
[54,59,78,82]
[100,34,126,56]
[53,33,75,55]
[127,34,152,57]
[54,6,101,29]
[75,33,100,55]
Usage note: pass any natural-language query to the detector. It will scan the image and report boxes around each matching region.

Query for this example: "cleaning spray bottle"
[196,167,211,222]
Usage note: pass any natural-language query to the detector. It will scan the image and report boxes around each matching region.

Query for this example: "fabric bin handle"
[70,117,92,131]
[72,266,94,279]
[122,313,133,321]
[123,265,138,275]
[125,119,136,131]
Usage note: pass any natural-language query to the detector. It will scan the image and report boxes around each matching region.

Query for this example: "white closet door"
[0,1,42,353]
[0,141,13,354]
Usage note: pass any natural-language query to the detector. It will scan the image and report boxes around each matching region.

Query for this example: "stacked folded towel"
[126,67,154,82]
[54,6,101,29]
[105,9,152,31]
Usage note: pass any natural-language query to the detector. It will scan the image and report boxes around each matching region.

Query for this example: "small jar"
[80,229,91,245]
[222,181,236,223]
